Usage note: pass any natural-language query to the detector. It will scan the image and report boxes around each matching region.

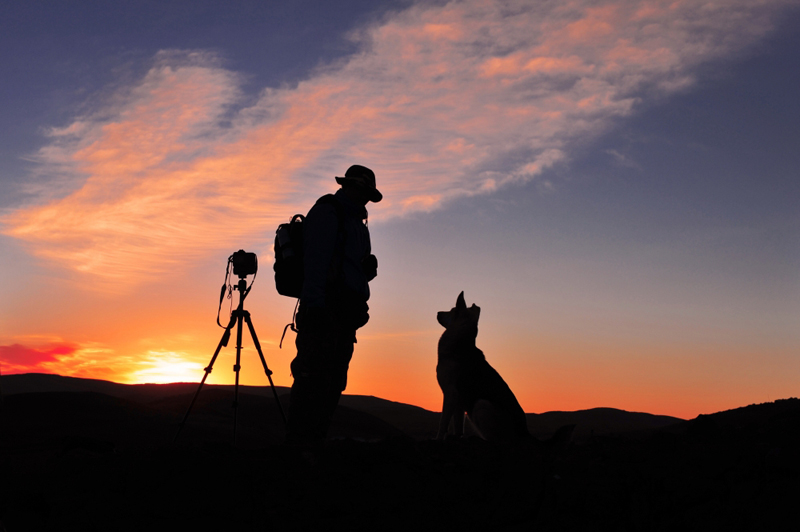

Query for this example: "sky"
[1,0,798,419]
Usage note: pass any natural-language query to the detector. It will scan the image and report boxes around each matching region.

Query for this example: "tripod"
[174,277,286,444]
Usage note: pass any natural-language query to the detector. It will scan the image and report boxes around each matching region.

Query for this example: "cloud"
[606,149,641,169]
[0,340,244,384]
[0,341,156,382]
[0,343,78,373]
[1,0,792,286]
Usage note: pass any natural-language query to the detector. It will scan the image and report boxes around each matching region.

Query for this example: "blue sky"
[1,0,798,417]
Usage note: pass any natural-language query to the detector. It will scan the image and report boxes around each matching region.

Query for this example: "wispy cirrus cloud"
[2,0,793,286]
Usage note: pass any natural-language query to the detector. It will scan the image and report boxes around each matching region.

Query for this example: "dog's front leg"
[436,390,458,440]
[453,410,465,438]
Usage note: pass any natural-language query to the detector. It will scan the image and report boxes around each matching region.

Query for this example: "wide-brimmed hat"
[335,165,382,203]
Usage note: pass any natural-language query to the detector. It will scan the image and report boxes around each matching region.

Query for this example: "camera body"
[231,249,258,277]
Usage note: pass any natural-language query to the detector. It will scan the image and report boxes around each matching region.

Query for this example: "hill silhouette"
[2,373,682,442]
[1,373,797,530]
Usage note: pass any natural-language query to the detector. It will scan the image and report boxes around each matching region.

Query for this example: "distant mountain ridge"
[2,372,686,440]
[0,372,291,401]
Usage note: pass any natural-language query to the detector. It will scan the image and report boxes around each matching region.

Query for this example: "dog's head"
[437,291,481,330]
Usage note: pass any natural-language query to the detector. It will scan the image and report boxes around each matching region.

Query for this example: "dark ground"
[1,375,799,531]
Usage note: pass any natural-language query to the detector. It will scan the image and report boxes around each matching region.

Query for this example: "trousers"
[285,305,357,445]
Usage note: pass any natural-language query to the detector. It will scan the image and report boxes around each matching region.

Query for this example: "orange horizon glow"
[3,323,795,420]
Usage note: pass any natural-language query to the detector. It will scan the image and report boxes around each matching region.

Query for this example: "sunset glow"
[128,352,207,385]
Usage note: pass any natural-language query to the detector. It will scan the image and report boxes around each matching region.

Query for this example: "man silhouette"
[286,165,381,446]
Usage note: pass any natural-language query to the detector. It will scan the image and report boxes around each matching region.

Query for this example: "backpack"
[273,194,344,299]
[273,195,345,347]
[273,213,306,298]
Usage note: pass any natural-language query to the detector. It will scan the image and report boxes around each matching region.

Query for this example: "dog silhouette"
[435,291,530,441]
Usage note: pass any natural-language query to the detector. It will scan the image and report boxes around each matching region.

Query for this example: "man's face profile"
[343,183,371,206]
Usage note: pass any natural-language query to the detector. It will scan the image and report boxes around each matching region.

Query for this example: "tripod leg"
[245,313,287,426]
[173,316,234,443]
[232,309,246,445]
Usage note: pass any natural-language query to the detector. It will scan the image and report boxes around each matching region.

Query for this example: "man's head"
[335,165,382,204]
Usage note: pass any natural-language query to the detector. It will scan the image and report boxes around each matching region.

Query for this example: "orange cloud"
[566,5,618,41]
[2,0,791,288]
[0,338,227,385]
[0,343,77,371]
[0,341,132,382]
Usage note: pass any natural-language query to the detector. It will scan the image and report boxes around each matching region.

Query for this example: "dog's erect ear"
[437,311,452,328]
[456,291,466,310]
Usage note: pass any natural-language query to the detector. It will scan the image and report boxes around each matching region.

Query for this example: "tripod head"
[234,278,248,297]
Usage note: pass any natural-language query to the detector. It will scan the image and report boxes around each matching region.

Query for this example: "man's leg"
[309,327,355,440]
[285,317,333,446]
[286,304,358,445]
[286,373,333,445]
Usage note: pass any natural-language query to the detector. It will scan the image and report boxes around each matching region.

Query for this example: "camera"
[231,249,258,278]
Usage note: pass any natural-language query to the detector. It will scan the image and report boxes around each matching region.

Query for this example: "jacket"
[300,188,373,309]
